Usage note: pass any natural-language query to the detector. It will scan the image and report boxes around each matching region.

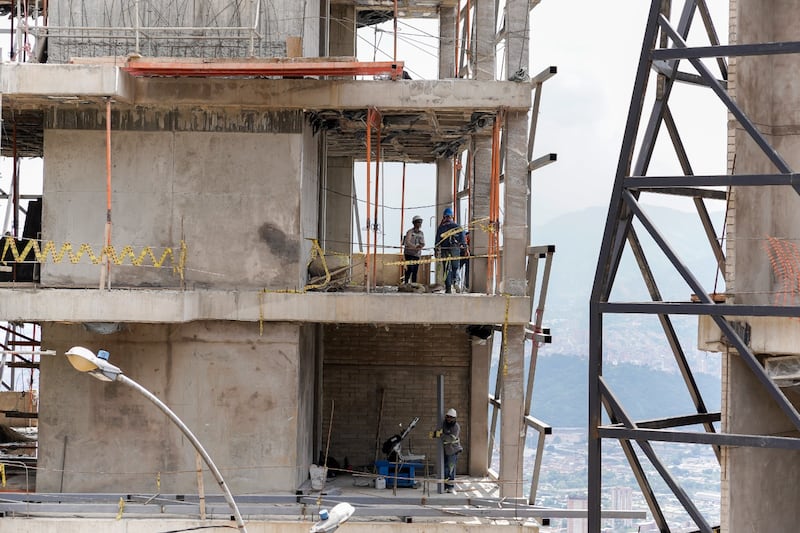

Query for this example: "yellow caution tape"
[0,464,5,487]
[1,237,186,278]
[386,254,487,267]
[116,497,125,520]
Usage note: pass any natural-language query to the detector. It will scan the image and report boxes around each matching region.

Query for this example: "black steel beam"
[599,427,800,450]
[658,14,796,182]
[601,377,711,532]
[625,173,800,187]
[613,412,721,430]
[633,186,726,200]
[625,191,800,432]
[600,301,800,317]
[652,41,800,60]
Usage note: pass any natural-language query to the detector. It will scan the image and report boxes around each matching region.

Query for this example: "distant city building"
[566,494,588,533]
[611,486,633,527]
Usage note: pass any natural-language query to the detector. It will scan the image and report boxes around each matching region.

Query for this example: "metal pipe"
[436,375,444,494]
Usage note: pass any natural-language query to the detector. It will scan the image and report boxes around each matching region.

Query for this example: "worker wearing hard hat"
[432,408,463,493]
[403,215,426,284]
[435,207,466,293]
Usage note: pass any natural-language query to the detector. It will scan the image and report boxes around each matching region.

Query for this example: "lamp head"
[65,346,122,382]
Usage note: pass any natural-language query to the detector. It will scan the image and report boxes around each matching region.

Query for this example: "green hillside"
[530,354,721,428]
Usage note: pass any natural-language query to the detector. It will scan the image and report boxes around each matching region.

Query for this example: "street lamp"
[64,346,247,533]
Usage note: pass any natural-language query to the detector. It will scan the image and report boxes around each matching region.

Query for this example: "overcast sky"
[354,1,730,251]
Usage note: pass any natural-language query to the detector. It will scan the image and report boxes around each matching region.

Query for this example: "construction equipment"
[380,416,420,462]
[377,417,425,488]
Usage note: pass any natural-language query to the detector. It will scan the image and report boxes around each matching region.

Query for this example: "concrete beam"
[0,63,135,101]
[0,64,531,111]
[0,289,530,325]
[699,315,800,356]
[133,78,531,110]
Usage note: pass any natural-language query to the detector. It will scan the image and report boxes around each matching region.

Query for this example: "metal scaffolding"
[590,0,800,531]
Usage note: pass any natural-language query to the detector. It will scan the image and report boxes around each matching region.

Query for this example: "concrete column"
[469,0,496,293]
[329,4,355,57]
[469,339,490,475]
[438,5,457,79]
[323,6,356,255]
[471,135,492,294]
[497,0,529,501]
[474,0,496,81]
[501,110,529,296]
[499,324,526,499]
[324,157,353,254]
[504,0,530,82]
[725,0,800,530]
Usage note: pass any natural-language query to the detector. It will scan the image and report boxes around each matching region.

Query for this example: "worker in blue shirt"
[435,207,465,294]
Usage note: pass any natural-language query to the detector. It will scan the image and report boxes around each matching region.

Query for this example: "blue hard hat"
[443,207,453,217]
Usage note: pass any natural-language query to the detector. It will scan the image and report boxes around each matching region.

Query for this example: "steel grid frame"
[589,0,800,531]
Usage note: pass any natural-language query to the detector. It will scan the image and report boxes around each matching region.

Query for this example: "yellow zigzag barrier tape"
[1,236,187,279]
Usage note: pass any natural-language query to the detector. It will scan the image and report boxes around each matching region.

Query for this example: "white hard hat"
[446,408,457,418]
[412,215,423,223]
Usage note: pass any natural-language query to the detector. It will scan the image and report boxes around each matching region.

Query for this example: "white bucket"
[375,476,386,490]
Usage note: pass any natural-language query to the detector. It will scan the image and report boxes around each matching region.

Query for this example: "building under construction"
[0,0,564,531]
[8,0,800,532]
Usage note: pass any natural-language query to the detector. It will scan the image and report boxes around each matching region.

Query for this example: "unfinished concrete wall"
[41,118,309,290]
[38,321,310,494]
[321,324,470,473]
[725,1,800,530]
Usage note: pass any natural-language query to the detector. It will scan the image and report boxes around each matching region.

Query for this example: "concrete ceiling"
[311,108,495,163]
[1,104,496,163]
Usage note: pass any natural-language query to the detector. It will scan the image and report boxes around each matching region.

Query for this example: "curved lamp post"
[64,346,247,533]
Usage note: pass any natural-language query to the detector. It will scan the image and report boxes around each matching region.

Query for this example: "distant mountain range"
[531,204,726,374]
[530,353,722,428]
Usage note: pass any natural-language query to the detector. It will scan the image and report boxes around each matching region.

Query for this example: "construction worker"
[435,207,465,293]
[432,407,463,493]
[403,215,426,283]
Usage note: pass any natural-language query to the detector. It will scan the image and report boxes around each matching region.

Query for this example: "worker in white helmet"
[438,408,463,493]
[403,215,426,283]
